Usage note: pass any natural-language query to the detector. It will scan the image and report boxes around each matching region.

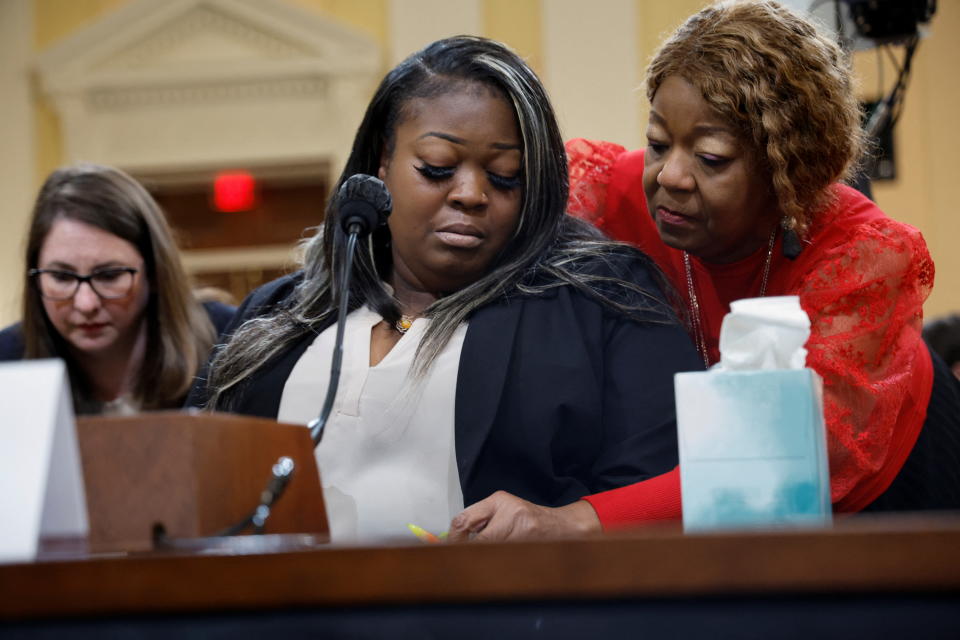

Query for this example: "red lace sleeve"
[565,138,628,227]
[794,193,935,511]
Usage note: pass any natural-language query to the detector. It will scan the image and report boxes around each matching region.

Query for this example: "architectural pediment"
[35,0,381,174]
[38,0,378,91]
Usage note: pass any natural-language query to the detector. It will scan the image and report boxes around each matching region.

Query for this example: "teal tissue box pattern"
[676,369,831,531]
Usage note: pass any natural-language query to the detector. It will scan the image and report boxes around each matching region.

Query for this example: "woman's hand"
[447,491,602,542]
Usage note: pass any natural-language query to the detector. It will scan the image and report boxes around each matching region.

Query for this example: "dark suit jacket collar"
[453,297,521,489]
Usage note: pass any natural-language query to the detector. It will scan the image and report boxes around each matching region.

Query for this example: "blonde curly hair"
[646,0,866,235]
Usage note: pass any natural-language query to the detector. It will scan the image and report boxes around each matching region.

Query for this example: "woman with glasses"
[0,164,234,414]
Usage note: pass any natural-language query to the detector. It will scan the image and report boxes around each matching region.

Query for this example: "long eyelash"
[415,164,453,180]
[416,163,521,191]
[488,173,522,191]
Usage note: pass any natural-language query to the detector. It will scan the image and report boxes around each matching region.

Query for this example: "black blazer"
[189,259,702,508]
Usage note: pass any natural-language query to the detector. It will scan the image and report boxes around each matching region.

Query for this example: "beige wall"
[0,0,34,324]
[853,0,960,318]
[4,0,958,327]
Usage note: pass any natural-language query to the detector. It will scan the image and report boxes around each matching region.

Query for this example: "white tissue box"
[676,368,831,531]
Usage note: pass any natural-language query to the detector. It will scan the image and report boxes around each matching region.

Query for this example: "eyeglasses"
[29,267,139,301]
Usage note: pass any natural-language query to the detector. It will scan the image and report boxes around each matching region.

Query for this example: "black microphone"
[337,174,392,236]
[308,174,392,446]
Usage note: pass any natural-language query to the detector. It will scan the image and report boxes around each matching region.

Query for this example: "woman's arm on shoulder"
[566,138,627,226]
[566,140,664,256]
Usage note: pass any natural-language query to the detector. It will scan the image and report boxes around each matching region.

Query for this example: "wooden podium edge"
[2,515,960,620]
[75,411,328,551]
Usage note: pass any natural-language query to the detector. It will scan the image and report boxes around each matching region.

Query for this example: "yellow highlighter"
[407,523,445,544]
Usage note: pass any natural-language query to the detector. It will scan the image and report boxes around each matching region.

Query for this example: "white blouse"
[277,306,467,543]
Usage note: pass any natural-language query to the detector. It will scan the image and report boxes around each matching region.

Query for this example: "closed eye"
[487,172,522,191]
[417,163,521,192]
[698,154,730,168]
[415,163,454,181]
[647,141,668,155]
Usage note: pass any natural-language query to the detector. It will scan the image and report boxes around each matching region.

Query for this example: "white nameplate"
[0,359,88,562]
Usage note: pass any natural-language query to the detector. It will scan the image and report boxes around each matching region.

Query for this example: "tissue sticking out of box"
[716,296,810,371]
[676,295,830,531]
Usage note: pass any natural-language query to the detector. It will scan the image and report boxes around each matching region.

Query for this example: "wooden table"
[3,514,960,638]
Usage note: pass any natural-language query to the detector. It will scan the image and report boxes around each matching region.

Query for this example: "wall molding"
[35,0,381,176]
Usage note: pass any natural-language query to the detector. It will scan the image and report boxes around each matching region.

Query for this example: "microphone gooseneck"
[216,456,296,536]
[308,175,392,446]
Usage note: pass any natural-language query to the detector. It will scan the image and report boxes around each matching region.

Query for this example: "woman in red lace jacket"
[448,0,960,541]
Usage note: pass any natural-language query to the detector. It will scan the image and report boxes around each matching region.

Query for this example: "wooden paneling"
[153,182,328,252]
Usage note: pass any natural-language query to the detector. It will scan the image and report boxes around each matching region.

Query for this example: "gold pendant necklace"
[683,227,777,368]
[395,314,415,334]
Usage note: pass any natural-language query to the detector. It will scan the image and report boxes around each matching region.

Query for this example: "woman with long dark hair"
[190,36,700,542]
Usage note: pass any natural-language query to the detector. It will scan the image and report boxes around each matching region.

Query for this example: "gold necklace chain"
[683,227,777,368]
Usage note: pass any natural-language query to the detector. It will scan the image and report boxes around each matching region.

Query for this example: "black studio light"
[844,0,936,43]
[814,0,938,186]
